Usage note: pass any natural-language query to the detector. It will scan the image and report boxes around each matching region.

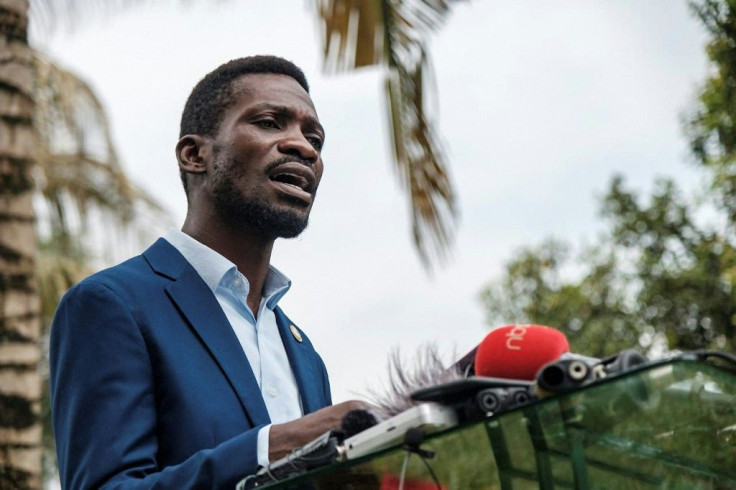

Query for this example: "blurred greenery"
[480,0,736,358]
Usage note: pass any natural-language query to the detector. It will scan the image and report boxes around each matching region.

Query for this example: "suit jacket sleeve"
[50,280,265,490]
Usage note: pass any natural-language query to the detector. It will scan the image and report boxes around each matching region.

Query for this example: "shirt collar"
[163,229,291,308]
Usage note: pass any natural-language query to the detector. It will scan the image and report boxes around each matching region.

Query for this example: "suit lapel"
[143,239,271,427]
[274,307,322,414]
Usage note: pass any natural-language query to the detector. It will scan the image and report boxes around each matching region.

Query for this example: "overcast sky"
[40,1,709,403]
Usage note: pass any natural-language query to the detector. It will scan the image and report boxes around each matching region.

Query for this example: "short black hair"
[180,55,309,138]
[178,55,310,194]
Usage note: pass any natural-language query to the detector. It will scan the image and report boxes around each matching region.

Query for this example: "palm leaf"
[30,0,185,36]
[32,53,171,264]
[315,0,460,267]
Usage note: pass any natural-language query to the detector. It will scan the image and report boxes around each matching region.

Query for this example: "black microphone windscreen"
[341,409,378,438]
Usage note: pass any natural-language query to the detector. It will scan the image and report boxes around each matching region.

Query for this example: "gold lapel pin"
[290,324,303,343]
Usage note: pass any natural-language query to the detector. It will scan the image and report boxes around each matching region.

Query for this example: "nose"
[278,129,319,165]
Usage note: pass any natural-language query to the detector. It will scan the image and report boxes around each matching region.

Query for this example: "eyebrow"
[248,102,325,136]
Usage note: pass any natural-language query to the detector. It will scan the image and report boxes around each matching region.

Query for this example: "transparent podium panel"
[254,358,736,489]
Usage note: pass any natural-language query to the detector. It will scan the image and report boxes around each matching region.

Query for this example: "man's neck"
[181,220,275,318]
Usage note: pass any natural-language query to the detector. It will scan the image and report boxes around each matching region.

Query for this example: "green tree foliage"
[480,177,736,356]
[687,0,736,219]
[481,0,736,357]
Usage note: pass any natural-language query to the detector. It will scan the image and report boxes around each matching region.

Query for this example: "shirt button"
[268,387,278,397]
[232,277,242,288]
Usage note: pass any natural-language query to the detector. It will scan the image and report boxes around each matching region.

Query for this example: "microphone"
[341,409,379,438]
[450,346,478,377]
[409,325,569,420]
[533,350,650,432]
[536,349,647,396]
[411,376,534,420]
[474,324,570,381]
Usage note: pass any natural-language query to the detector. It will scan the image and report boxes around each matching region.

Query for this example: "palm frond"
[316,0,385,70]
[29,0,204,38]
[316,0,461,268]
[32,53,171,264]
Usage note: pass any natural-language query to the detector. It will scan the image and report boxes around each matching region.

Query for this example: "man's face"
[205,73,325,239]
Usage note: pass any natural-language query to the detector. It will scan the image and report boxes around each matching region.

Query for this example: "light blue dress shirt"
[164,230,303,466]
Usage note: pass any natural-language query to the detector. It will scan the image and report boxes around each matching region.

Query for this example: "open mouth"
[268,162,316,203]
[270,172,310,192]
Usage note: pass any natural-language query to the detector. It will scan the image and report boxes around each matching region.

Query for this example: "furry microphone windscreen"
[365,344,463,421]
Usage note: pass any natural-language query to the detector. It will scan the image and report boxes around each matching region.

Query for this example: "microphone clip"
[402,427,435,459]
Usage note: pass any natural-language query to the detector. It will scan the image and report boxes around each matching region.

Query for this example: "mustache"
[265,156,314,173]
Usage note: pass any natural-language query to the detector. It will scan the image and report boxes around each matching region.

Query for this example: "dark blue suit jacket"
[49,239,332,489]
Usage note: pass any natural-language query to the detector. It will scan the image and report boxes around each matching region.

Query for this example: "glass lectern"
[252,356,736,489]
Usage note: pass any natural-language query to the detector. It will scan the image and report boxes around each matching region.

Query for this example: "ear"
[176,135,211,176]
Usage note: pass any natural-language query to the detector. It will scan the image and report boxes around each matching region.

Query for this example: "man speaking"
[49,55,364,489]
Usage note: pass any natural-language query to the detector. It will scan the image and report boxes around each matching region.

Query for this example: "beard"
[209,154,311,239]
